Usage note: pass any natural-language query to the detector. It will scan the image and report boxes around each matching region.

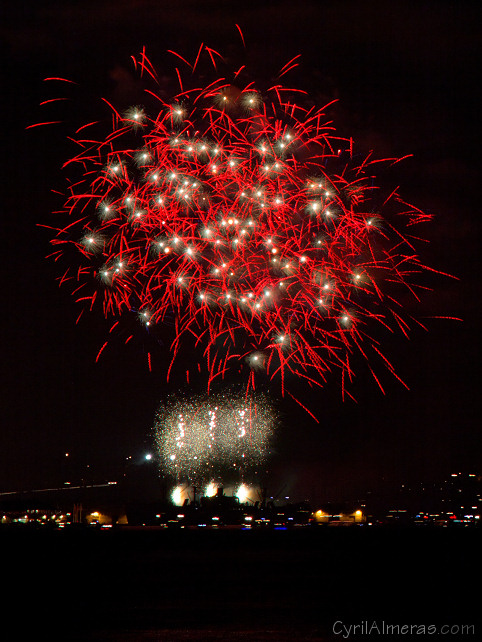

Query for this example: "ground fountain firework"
[153,390,276,484]
[41,40,448,409]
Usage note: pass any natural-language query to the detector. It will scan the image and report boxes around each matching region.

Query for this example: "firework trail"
[41,42,446,403]
[154,390,276,483]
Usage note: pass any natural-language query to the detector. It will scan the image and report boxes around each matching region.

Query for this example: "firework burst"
[154,390,276,484]
[43,42,444,403]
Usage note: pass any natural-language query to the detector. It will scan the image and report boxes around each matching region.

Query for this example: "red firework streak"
[43,44,450,403]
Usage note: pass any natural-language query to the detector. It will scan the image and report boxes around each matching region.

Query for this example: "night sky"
[1,0,480,502]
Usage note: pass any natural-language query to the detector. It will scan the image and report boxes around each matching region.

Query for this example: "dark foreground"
[3,526,480,641]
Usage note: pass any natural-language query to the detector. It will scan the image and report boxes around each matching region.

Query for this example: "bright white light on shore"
[236,484,249,503]
[205,482,218,497]
[171,486,184,506]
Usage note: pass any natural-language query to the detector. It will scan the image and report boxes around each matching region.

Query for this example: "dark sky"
[1,0,480,501]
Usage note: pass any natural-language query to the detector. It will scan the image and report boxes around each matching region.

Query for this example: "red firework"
[43,45,440,401]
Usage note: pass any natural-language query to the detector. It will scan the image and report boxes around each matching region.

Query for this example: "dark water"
[3,526,479,640]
